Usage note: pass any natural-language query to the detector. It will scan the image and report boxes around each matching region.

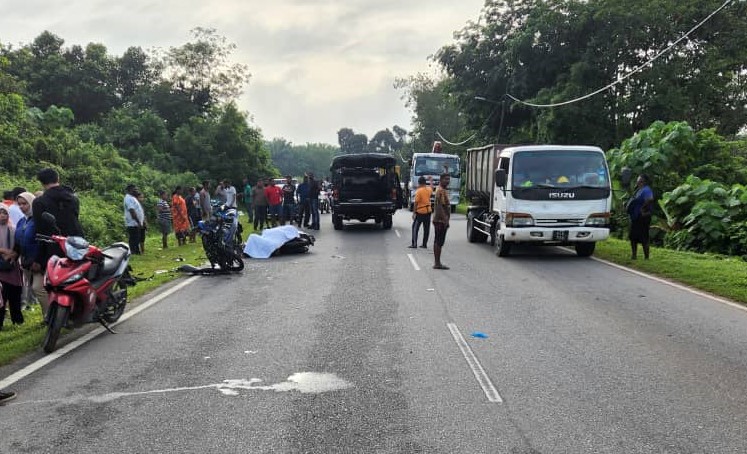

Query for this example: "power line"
[507,0,735,108]
[434,97,503,146]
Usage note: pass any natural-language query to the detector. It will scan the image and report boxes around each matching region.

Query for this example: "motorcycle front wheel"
[219,250,245,271]
[43,304,70,353]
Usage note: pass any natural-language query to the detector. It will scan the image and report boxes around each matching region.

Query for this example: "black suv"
[330,153,403,230]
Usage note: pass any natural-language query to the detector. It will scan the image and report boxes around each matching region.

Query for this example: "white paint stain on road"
[12,372,353,407]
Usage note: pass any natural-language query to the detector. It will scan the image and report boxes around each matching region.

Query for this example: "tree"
[337,127,368,154]
[368,128,402,154]
[115,46,161,102]
[395,74,467,158]
[435,0,747,149]
[160,27,250,114]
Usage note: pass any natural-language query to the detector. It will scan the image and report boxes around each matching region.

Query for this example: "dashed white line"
[394,229,401,238]
[407,253,421,271]
[447,323,503,403]
[0,276,201,389]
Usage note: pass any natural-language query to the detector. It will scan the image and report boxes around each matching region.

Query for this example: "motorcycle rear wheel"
[103,274,129,323]
[43,304,70,354]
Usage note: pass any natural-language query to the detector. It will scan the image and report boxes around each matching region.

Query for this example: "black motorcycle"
[197,204,244,271]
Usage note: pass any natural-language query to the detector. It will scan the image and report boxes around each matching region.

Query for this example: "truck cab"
[330,153,403,230]
[409,142,460,213]
[466,145,611,257]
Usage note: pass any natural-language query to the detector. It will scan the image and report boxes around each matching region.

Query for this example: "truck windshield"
[414,157,460,178]
[512,150,609,189]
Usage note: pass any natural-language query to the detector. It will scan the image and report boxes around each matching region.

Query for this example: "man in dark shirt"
[32,168,84,271]
[281,175,296,226]
[308,174,321,230]
[432,173,451,270]
[296,176,310,228]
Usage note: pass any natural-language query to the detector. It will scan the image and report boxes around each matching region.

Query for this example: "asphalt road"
[2,210,747,453]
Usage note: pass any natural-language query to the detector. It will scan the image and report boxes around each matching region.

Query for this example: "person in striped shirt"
[157,190,173,249]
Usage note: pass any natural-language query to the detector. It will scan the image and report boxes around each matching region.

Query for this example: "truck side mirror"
[620,167,632,187]
[495,169,507,188]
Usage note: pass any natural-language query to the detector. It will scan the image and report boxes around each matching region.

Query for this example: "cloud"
[0,0,484,144]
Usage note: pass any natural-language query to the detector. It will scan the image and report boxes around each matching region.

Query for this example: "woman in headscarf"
[14,191,46,317]
[171,186,190,246]
[0,205,23,328]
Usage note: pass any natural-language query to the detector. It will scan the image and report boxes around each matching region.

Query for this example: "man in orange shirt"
[408,176,433,249]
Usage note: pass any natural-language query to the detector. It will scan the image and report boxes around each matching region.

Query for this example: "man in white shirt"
[123,184,145,254]
[8,187,26,227]
[224,180,237,208]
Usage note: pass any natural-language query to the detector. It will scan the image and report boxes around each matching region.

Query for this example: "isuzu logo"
[549,192,576,199]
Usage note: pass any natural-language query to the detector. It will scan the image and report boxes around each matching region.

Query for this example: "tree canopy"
[434,0,747,149]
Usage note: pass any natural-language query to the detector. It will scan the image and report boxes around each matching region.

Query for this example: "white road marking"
[394,229,401,238]
[447,323,503,403]
[0,276,201,389]
[588,255,747,314]
[407,253,420,271]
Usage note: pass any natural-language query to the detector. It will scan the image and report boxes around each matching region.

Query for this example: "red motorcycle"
[37,214,135,353]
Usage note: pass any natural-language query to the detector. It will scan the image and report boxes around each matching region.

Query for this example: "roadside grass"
[594,238,747,304]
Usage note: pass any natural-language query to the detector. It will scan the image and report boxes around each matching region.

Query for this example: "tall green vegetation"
[267,139,339,179]
[607,121,747,255]
[431,0,747,149]
[0,29,275,246]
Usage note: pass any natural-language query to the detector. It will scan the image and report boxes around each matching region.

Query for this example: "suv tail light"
[333,189,339,201]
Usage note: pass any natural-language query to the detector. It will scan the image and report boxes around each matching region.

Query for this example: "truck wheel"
[333,215,343,230]
[467,212,487,243]
[575,242,596,257]
[494,234,511,257]
[382,215,393,230]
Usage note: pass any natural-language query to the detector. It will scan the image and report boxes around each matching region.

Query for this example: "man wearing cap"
[124,184,145,254]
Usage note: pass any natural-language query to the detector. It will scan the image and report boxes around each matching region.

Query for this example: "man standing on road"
[281,175,296,225]
[409,176,433,249]
[123,184,144,254]
[432,172,451,270]
[308,174,320,230]
[296,176,310,227]
[265,179,283,228]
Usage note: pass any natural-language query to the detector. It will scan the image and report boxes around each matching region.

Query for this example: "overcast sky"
[0,0,485,146]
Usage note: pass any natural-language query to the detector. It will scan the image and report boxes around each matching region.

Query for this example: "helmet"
[556,175,570,183]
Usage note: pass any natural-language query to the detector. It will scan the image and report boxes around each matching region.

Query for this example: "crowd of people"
[121,173,330,256]
[1,169,332,339]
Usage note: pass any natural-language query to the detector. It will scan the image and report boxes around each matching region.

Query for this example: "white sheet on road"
[243,225,301,259]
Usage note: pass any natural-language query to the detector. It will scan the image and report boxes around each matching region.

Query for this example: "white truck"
[409,142,460,213]
[465,144,611,257]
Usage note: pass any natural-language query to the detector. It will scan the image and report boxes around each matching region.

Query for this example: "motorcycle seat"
[100,243,129,276]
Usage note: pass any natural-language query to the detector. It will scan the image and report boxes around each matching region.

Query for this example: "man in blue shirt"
[296,176,310,228]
